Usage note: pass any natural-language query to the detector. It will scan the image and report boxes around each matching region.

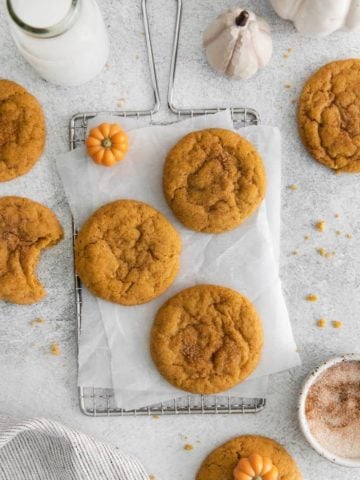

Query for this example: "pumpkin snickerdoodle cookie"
[0,79,45,182]
[0,196,63,304]
[298,59,360,172]
[150,284,263,394]
[163,128,266,233]
[196,435,302,480]
[75,200,181,306]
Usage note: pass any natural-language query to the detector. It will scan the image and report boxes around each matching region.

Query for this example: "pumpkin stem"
[102,138,112,148]
[235,10,249,27]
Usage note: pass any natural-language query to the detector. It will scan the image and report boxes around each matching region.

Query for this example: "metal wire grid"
[70,0,266,416]
[167,0,261,125]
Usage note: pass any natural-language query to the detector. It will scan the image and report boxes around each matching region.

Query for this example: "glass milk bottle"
[6,0,110,86]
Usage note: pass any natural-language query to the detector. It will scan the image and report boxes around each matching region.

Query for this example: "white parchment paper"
[57,111,300,409]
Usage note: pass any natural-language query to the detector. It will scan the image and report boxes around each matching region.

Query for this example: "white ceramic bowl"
[298,354,360,468]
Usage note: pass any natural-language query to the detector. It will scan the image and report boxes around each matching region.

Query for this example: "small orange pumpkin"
[85,123,129,167]
[233,454,279,480]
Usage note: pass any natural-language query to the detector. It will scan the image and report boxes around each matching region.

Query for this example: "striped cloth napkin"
[0,416,149,480]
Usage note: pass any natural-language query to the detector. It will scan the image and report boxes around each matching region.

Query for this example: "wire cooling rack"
[70,0,266,416]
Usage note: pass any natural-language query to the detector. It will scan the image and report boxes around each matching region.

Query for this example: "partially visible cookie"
[75,199,181,306]
[196,435,302,480]
[298,59,360,172]
[150,284,263,394]
[163,128,266,233]
[0,196,63,304]
[0,79,45,182]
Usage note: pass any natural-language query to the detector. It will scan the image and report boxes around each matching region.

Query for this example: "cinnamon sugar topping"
[305,361,360,458]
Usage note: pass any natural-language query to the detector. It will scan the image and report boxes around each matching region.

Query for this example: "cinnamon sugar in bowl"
[299,354,360,468]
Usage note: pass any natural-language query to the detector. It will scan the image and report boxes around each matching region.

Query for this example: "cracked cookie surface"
[196,435,302,480]
[0,79,45,182]
[163,128,266,233]
[150,284,263,394]
[75,200,181,306]
[0,196,63,304]
[298,59,360,172]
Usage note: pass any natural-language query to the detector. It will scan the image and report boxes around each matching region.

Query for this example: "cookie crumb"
[149,475,156,480]
[332,320,343,329]
[184,444,193,451]
[292,250,299,256]
[284,83,292,89]
[306,294,318,302]
[317,319,326,328]
[317,248,335,258]
[346,233,353,239]
[304,235,310,241]
[334,213,340,219]
[50,342,60,356]
[315,221,326,232]
[152,415,160,419]
[291,98,297,104]
[336,230,342,236]
[289,184,298,191]
[30,317,45,326]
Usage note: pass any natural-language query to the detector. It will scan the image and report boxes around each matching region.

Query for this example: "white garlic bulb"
[203,8,273,80]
